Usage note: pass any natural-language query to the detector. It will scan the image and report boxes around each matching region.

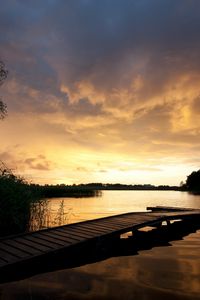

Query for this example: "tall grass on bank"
[29,199,76,231]
[29,198,50,232]
[0,164,101,236]
[0,164,41,237]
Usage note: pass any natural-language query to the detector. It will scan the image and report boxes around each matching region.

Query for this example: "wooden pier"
[0,206,200,282]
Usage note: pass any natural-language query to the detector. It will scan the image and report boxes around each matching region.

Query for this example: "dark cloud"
[46,0,200,98]
[24,155,53,171]
[67,99,104,116]
[2,0,200,102]
[0,151,13,161]
[0,150,53,172]
[192,96,200,114]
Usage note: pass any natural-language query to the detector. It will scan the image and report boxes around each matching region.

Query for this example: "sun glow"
[1,1,200,185]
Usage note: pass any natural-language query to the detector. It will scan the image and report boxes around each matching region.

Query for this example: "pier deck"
[0,206,200,282]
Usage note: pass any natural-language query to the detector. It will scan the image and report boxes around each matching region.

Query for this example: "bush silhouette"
[186,170,200,192]
[0,61,8,119]
[0,164,39,236]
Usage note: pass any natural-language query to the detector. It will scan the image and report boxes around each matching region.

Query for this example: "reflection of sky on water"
[46,191,200,227]
[31,191,200,231]
[1,230,200,299]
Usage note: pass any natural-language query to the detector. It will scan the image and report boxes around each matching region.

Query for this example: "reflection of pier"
[0,206,200,283]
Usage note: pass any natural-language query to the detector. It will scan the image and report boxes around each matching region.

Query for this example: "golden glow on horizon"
[1,73,200,186]
[1,1,200,186]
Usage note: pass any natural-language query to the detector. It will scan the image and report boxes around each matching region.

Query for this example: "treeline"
[28,183,182,199]
[60,183,182,191]
[31,184,101,198]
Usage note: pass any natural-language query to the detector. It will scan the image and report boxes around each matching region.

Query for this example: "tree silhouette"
[186,170,200,192]
[0,61,8,119]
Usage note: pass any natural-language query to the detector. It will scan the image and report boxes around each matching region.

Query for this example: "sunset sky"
[0,0,200,185]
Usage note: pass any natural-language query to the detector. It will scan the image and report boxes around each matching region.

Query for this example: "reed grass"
[29,199,75,231]
[0,163,100,236]
[0,163,41,236]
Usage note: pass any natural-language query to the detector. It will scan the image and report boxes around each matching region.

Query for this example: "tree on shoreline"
[0,61,8,119]
[186,170,200,192]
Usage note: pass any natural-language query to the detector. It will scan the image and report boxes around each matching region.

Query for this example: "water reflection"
[39,191,200,227]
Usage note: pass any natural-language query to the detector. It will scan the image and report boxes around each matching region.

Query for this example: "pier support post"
[132,229,142,237]
[156,222,162,228]
[166,220,171,226]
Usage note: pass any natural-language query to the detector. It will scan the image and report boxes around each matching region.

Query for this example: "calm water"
[45,190,200,226]
[1,191,200,299]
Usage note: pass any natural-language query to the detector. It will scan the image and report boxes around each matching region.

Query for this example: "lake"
[41,190,200,227]
[1,190,200,299]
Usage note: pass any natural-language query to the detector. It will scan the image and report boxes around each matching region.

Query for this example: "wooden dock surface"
[0,206,200,278]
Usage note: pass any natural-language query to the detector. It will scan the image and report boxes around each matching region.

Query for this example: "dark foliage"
[0,61,8,84]
[186,170,200,192]
[31,184,100,198]
[0,61,8,119]
[71,183,181,191]
[0,164,39,236]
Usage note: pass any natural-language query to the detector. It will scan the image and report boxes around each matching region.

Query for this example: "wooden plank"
[72,223,108,234]
[0,243,31,259]
[57,228,96,239]
[45,231,83,243]
[93,219,126,227]
[147,206,192,212]
[3,240,42,256]
[80,221,119,233]
[67,227,98,238]
[85,221,124,233]
[118,213,151,219]
[0,258,7,267]
[54,229,86,241]
[41,231,80,244]
[14,237,52,252]
[126,217,162,227]
[103,217,137,225]
[64,225,97,236]
[118,215,153,222]
[94,219,135,227]
[98,216,159,231]
[163,211,200,218]
[0,248,18,263]
[120,215,160,224]
[66,225,113,240]
[103,220,137,227]
[77,224,110,234]
[87,223,120,231]
[65,226,99,238]
[32,233,67,247]
[72,227,108,237]
[54,228,90,240]
[106,217,138,225]
[24,235,60,249]
[79,221,112,230]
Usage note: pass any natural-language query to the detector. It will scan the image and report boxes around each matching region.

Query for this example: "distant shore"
[31,183,184,199]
